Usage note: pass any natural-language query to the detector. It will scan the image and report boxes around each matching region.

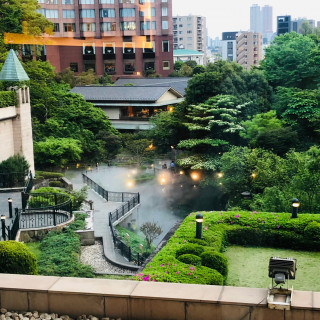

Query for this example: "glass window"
[99,0,114,3]
[161,7,167,16]
[103,42,115,53]
[39,0,58,4]
[139,0,154,3]
[64,23,76,31]
[140,21,156,30]
[163,61,170,70]
[120,21,136,30]
[123,42,135,53]
[70,63,78,72]
[83,44,95,54]
[105,63,116,73]
[53,23,60,32]
[162,40,169,52]
[40,9,59,18]
[100,22,116,31]
[84,63,95,72]
[100,9,116,17]
[162,20,168,29]
[124,62,135,72]
[161,0,167,2]
[80,9,95,18]
[119,8,135,17]
[139,7,155,17]
[80,23,96,31]
[63,10,75,18]
[62,0,74,4]
[79,0,94,3]
[144,61,155,71]
[119,0,134,3]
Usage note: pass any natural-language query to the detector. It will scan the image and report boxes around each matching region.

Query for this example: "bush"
[176,243,204,257]
[200,251,228,277]
[188,238,208,246]
[49,181,64,188]
[0,241,38,275]
[177,254,202,266]
[0,91,17,108]
[304,221,320,241]
[36,171,64,179]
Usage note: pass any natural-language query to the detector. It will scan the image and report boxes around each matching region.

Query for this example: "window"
[187,23,191,27]
[64,23,76,31]
[53,23,60,32]
[143,41,155,52]
[161,0,167,2]
[179,24,183,27]
[123,42,135,53]
[100,22,116,31]
[187,30,192,33]
[79,0,94,3]
[144,61,155,71]
[99,0,114,3]
[119,8,135,17]
[120,21,136,30]
[161,6,167,16]
[84,63,95,72]
[162,61,170,70]
[70,63,78,72]
[39,9,59,18]
[162,20,168,29]
[38,0,58,4]
[179,37,183,40]
[139,7,155,17]
[140,21,156,30]
[187,37,192,41]
[139,0,154,3]
[63,10,75,18]
[80,23,96,31]
[83,44,95,54]
[124,62,135,72]
[80,9,95,18]
[105,63,115,73]
[162,40,169,52]
[62,0,74,4]
[100,9,116,17]
[179,31,182,34]
[119,0,134,2]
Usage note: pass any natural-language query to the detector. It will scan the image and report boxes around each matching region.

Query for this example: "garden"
[133,210,320,289]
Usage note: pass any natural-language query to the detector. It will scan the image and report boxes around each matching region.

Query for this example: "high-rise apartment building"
[250,4,273,43]
[221,32,237,62]
[36,0,173,77]
[172,15,207,64]
[277,16,292,35]
[236,31,262,69]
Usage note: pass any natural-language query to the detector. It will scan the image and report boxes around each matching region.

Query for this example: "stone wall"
[0,274,319,320]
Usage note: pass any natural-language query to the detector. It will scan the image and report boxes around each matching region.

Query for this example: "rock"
[5,313,12,318]
[23,317,30,320]
[33,312,39,318]
[0,309,7,314]
[0,314,5,320]
[25,313,33,317]
[101,318,109,320]
[49,313,56,319]
[90,317,98,320]
[61,315,70,320]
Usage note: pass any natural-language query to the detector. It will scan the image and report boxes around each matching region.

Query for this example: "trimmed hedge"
[36,171,64,179]
[0,241,38,275]
[177,254,202,266]
[134,211,320,285]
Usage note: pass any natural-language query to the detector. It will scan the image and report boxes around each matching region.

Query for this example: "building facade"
[37,0,174,77]
[221,32,237,62]
[277,15,292,35]
[172,15,207,64]
[173,49,204,65]
[236,31,262,69]
[250,4,273,44]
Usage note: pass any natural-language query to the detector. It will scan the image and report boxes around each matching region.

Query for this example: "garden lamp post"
[196,213,203,239]
[292,198,300,219]
[1,215,6,240]
[8,198,13,218]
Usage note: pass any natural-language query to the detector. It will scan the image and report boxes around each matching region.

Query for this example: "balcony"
[103,53,116,60]
[83,53,95,60]
[123,52,135,59]
[143,52,155,59]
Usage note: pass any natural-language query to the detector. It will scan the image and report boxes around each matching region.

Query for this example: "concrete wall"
[0,274,319,320]
[0,107,16,162]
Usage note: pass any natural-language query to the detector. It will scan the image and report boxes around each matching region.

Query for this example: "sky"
[172,0,320,39]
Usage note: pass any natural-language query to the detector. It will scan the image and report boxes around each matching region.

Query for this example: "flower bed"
[133,211,320,285]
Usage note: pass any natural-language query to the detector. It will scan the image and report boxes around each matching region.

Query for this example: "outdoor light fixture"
[292,198,300,219]
[127,180,134,188]
[8,198,13,218]
[179,170,184,175]
[196,213,203,239]
[217,172,223,178]
[251,173,257,178]
[191,172,199,181]
[1,215,6,240]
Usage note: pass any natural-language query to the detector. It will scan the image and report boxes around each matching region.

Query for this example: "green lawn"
[25,242,42,260]
[225,246,320,291]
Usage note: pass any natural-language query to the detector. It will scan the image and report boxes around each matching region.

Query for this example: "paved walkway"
[66,170,139,270]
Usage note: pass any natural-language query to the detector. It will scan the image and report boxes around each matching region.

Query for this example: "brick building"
[36,0,173,76]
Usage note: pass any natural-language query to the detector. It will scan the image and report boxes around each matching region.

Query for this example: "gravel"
[80,241,134,275]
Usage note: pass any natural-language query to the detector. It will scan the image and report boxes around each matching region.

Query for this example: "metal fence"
[82,172,143,265]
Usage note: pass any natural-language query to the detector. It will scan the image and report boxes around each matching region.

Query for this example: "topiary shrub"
[200,251,228,277]
[177,254,202,266]
[176,243,204,257]
[49,180,64,188]
[36,171,64,179]
[188,238,208,246]
[0,241,38,275]
[206,269,224,285]
[304,221,320,241]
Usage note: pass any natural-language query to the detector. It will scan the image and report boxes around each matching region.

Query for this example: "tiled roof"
[0,49,30,81]
[71,86,182,101]
[114,77,191,96]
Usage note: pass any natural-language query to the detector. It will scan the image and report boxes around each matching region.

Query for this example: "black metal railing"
[83,172,143,265]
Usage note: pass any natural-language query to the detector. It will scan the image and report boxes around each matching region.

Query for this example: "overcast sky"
[172,0,320,39]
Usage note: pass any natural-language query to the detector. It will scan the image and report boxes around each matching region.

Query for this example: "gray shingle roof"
[0,49,30,81]
[71,86,182,102]
[114,77,191,96]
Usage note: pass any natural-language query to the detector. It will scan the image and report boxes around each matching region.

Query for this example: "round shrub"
[177,254,202,266]
[0,241,38,275]
[176,243,204,257]
[188,238,208,246]
[304,221,320,241]
[200,251,228,277]
[206,269,224,285]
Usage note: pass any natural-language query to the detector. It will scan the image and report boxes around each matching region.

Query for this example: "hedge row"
[133,211,320,285]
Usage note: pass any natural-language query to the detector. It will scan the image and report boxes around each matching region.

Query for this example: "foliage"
[261,33,320,89]
[140,222,162,249]
[96,130,122,162]
[135,211,320,285]
[177,254,202,266]
[35,171,64,179]
[200,251,228,277]
[0,91,17,107]
[0,241,38,275]
[70,187,88,211]
[0,154,30,174]
[74,69,98,86]
[123,135,153,166]
[304,221,320,241]
[49,180,64,188]
[38,213,94,277]
[34,137,83,167]
[176,243,204,257]
[98,73,113,85]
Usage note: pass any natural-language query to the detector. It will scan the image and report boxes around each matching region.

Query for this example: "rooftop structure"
[0,50,30,81]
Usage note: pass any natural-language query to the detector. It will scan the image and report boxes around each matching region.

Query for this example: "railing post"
[122,193,124,202]
[106,191,108,202]
[53,208,56,226]
[116,209,118,220]
[122,205,125,216]
[129,247,132,262]
[138,192,140,203]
